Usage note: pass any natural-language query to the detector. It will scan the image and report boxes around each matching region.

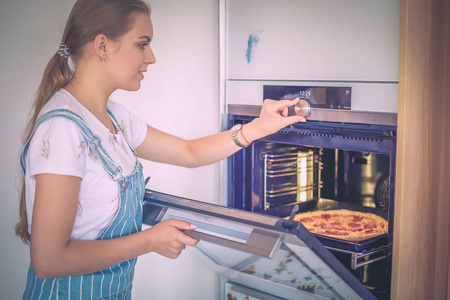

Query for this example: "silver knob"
[294,99,311,117]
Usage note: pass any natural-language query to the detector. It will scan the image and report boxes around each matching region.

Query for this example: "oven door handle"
[158,206,283,259]
[183,228,282,259]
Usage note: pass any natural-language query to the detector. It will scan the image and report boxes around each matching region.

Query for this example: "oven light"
[299,156,307,202]
[300,192,307,202]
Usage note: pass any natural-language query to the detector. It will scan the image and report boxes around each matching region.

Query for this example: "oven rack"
[263,148,323,209]
[324,245,388,270]
[266,182,323,198]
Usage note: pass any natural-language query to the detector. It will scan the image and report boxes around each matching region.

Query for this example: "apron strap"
[107,107,138,157]
[20,109,122,182]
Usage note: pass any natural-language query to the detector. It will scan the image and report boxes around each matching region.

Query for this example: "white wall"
[119,0,221,299]
[0,1,75,298]
[0,0,220,299]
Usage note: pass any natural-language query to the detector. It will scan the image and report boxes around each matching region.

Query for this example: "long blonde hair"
[16,0,151,244]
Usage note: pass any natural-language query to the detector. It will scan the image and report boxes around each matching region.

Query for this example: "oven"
[142,85,396,300]
[225,85,397,299]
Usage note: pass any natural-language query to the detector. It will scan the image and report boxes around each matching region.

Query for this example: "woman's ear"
[93,34,108,62]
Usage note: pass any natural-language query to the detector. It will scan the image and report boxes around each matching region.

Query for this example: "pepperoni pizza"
[291,209,388,241]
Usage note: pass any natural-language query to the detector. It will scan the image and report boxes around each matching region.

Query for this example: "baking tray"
[314,233,388,252]
[266,198,389,252]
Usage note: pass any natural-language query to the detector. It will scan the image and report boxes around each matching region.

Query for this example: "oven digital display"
[263,85,351,110]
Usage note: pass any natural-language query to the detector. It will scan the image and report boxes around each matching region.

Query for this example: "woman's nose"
[145,47,156,65]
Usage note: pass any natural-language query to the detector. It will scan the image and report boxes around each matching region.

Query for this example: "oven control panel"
[228,85,396,125]
[263,85,351,110]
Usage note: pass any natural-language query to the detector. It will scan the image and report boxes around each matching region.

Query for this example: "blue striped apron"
[21,109,145,300]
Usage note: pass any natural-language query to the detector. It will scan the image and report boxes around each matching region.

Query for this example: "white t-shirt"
[24,89,147,240]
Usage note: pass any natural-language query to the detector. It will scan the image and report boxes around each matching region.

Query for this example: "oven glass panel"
[196,238,365,300]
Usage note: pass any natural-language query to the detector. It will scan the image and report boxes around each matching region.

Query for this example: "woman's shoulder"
[107,100,130,118]
[107,100,139,126]
[107,100,147,147]
[39,89,85,117]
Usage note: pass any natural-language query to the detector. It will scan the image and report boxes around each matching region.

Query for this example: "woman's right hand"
[242,98,306,143]
[144,219,199,259]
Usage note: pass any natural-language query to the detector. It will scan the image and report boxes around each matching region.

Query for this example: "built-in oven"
[225,85,397,299]
[142,84,396,300]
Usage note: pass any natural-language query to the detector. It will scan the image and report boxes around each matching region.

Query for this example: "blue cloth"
[21,109,145,299]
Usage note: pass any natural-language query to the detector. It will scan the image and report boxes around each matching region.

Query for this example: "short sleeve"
[108,102,147,149]
[27,117,87,178]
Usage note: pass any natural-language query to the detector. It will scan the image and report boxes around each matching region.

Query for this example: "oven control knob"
[294,99,311,117]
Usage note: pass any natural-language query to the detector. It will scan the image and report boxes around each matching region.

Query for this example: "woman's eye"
[139,43,148,49]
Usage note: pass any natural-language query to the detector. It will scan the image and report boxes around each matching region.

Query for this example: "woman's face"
[107,13,156,91]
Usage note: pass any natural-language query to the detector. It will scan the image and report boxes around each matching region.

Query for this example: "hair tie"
[56,42,70,59]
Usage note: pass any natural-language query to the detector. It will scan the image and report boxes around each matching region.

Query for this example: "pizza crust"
[289,209,388,242]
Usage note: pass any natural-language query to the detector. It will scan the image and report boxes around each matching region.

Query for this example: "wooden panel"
[392,0,450,299]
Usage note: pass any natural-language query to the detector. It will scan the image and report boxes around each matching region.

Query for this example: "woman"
[16,0,305,298]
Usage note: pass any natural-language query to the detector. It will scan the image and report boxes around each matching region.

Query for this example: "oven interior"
[238,142,391,214]
[227,116,396,299]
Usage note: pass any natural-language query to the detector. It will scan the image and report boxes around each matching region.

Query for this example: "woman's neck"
[66,71,113,116]
[64,69,118,134]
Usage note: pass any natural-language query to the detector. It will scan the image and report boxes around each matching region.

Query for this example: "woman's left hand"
[242,98,306,143]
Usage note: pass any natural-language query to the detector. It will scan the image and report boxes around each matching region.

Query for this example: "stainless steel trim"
[227,104,261,117]
[227,104,397,126]
[218,0,228,208]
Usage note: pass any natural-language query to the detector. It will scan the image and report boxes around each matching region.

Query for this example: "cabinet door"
[226,0,399,82]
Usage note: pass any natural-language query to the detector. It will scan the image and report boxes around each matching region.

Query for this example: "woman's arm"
[135,99,305,167]
[30,173,198,279]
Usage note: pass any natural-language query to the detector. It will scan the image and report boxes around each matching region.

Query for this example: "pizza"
[290,209,388,241]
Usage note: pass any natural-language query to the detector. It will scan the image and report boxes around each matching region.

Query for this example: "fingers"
[262,98,297,116]
[269,98,299,111]
[245,98,307,141]
[167,219,199,245]
[180,224,200,246]
[169,219,197,231]
[158,219,199,257]
[284,115,307,124]
[180,232,199,247]
[264,98,306,123]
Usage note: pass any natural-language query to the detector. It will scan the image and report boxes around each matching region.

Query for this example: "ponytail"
[16,49,73,244]
[24,52,73,144]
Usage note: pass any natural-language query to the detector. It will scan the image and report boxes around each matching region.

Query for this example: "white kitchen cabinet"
[225,0,399,82]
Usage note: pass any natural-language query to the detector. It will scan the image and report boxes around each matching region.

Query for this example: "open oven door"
[142,189,377,300]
